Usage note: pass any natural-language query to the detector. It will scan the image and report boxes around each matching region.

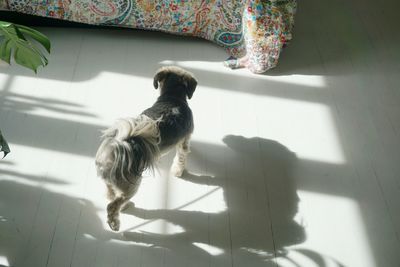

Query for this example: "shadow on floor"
[120,135,345,266]
[0,135,346,267]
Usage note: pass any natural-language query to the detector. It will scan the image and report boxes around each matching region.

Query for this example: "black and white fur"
[95,66,197,231]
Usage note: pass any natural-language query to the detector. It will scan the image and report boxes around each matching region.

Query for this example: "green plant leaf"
[0,38,12,63]
[0,130,10,158]
[17,24,51,53]
[14,43,47,73]
[0,21,11,27]
[0,21,50,72]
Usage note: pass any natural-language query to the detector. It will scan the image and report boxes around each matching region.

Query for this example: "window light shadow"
[0,179,144,267]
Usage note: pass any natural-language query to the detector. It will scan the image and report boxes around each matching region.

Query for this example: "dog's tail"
[95,115,161,184]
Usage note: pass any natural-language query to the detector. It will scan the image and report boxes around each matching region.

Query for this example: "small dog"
[95,66,197,231]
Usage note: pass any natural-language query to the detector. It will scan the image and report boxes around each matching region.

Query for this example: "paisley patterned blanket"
[1,0,297,73]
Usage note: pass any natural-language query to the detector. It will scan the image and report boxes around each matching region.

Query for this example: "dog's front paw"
[107,217,120,231]
[171,165,184,177]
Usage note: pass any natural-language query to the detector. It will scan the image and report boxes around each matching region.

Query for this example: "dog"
[95,66,197,231]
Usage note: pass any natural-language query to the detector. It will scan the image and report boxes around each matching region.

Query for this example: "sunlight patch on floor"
[135,219,185,235]
[296,190,375,267]
[0,255,10,267]
[160,60,327,88]
[0,144,93,198]
[276,250,340,267]
[240,247,274,257]
[0,72,158,125]
[284,102,345,164]
[193,242,225,256]
[0,73,12,88]
[164,174,226,213]
[254,96,346,164]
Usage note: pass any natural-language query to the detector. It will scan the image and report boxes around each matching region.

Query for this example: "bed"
[1,0,297,73]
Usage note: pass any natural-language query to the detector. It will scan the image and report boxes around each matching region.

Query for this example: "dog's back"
[143,95,193,151]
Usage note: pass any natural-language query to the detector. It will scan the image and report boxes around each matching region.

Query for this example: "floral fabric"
[4,0,296,73]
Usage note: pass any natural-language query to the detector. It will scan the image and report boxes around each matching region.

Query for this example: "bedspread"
[1,0,297,73]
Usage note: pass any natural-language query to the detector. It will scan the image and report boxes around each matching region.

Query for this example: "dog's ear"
[185,76,197,99]
[153,68,169,89]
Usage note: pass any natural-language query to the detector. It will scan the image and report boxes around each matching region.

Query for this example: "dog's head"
[153,66,197,99]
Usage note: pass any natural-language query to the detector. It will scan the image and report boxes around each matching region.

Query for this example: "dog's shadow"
[122,135,306,264]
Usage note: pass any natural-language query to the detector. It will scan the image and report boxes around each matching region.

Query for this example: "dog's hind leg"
[106,183,116,201]
[171,135,191,177]
[106,180,141,231]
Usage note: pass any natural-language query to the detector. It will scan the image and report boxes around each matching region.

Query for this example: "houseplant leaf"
[0,21,50,72]
[0,38,12,63]
[0,130,10,158]
[0,22,51,156]
[14,40,48,73]
[17,24,51,53]
[0,21,11,27]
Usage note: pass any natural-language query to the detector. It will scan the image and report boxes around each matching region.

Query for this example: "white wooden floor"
[1,0,400,266]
